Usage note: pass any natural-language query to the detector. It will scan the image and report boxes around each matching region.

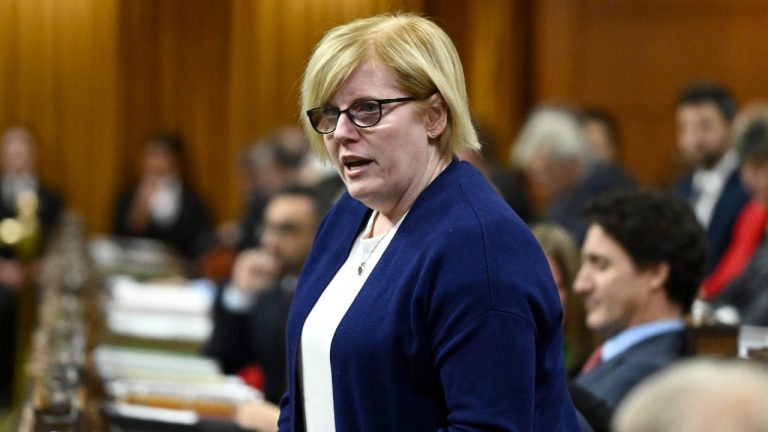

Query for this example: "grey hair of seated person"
[510,106,592,168]
[613,358,768,432]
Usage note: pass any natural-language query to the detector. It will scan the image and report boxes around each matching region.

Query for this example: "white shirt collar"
[691,150,739,227]
[692,149,739,185]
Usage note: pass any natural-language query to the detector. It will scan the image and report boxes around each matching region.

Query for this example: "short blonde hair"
[300,12,479,159]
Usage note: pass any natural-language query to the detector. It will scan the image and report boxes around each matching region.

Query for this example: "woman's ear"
[423,93,448,140]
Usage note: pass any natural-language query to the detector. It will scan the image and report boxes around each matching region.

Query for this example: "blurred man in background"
[0,125,63,407]
[512,107,634,243]
[204,184,330,432]
[574,189,706,410]
[672,82,748,273]
[112,134,212,261]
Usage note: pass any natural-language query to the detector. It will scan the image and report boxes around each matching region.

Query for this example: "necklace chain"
[358,211,391,276]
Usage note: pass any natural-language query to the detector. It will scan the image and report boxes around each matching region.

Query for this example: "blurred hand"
[232,249,280,295]
[235,400,279,432]
[216,219,242,247]
[126,177,160,232]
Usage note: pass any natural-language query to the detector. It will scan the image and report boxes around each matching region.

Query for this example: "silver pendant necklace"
[357,211,390,276]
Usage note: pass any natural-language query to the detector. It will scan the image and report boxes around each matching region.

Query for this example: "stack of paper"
[739,325,768,359]
[94,345,222,382]
[89,235,184,279]
[96,345,261,422]
[104,277,214,342]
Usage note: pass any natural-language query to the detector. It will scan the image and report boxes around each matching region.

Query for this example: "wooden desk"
[688,324,739,358]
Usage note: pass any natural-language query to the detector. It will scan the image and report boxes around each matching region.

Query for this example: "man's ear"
[645,262,670,292]
[423,93,448,140]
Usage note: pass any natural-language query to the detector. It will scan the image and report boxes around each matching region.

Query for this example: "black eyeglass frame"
[306,96,416,134]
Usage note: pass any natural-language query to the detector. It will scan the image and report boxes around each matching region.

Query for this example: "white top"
[300,211,405,432]
[691,149,739,229]
[149,177,182,226]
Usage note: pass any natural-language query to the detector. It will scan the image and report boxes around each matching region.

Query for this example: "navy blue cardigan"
[278,161,580,431]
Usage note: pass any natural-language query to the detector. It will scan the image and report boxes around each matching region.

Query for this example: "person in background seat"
[0,125,63,408]
[672,82,748,274]
[574,189,706,410]
[112,133,212,262]
[204,185,330,432]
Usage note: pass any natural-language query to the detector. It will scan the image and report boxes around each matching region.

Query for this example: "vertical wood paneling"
[118,0,233,222]
[6,0,768,233]
[55,0,120,232]
[532,0,578,102]
[0,1,17,127]
[464,0,528,161]
[0,0,119,233]
[532,0,768,186]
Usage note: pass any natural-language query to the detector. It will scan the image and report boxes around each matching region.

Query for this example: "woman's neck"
[370,157,450,236]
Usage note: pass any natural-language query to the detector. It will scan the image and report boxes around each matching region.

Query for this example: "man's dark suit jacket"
[0,184,63,254]
[204,281,293,404]
[568,379,612,432]
[547,162,636,245]
[673,169,749,273]
[575,330,691,409]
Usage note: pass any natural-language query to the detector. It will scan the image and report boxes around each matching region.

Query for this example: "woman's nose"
[333,112,360,142]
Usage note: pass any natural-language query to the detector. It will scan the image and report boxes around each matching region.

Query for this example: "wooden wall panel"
[424,0,531,162]
[0,0,120,233]
[6,0,768,233]
[465,0,529,160]
[117,0,234,223]
[532,0,768,186]
[119,0,426,224]
[3,0,433,234]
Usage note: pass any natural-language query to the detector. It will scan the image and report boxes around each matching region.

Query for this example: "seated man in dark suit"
[672,82,749,273]
[574,189,707,410]
[204,185,329,432]
[0,126,63,245]
[0,126,63,407]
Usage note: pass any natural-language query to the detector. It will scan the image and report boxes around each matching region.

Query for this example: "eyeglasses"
[306,97,416,134]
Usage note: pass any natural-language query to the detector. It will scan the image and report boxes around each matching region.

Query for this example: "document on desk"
[105,402,199,424]
[105,378,261,419]
[738,325,768,359]
[94,344,223,382]
[105,276,214,342]
[89,235,184,278]
[97,345,262,423]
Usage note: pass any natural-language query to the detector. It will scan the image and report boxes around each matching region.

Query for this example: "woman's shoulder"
[310,192,369,252]
[423,161,520,214]
[418,162,532,242]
